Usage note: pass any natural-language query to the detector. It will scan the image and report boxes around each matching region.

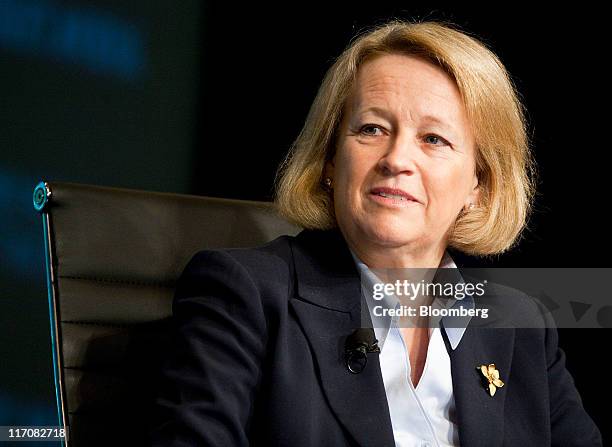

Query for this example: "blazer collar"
[291,228,361,313]
[288,228,514,447]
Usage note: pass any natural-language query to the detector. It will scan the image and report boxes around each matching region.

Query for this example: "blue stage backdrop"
[0,0,202,435]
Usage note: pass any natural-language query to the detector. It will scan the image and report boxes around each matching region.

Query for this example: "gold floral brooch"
[477,363,505,396]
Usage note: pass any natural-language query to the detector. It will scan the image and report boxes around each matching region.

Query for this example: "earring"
[323,177,333,189]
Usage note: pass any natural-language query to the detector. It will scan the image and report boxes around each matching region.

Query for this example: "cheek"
[335,147,372,196]
[425,165,473,210]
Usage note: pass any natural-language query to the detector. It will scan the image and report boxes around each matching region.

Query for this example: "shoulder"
[464,274,549,330]
[181,228,344,281]
[180,233,297,294]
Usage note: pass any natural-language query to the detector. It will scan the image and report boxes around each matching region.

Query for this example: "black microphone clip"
[344,328,380,374]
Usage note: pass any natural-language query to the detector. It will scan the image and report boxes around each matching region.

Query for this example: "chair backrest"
[33,180,300,446]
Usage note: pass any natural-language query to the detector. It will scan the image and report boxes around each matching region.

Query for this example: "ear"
[324,156,335,180]
[465,174,480,208]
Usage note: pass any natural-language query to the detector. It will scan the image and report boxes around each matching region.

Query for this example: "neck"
[346,236,446,270]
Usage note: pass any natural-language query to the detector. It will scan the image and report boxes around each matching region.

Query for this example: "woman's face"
[327,53,480,259]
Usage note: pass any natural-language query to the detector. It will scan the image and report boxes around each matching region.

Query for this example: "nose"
[377,133,418,176]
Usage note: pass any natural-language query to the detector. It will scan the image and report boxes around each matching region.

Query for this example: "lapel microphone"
[344,328,381,374]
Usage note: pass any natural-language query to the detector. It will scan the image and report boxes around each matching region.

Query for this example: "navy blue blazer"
[150,228,602,446]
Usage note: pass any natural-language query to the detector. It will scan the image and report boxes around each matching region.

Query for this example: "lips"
[370,187,420,203]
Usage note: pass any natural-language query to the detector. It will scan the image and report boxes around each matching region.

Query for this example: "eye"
[424,134,451,147]
[359,124,385,136]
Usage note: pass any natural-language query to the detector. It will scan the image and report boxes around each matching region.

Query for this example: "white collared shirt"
[351,251,475,447]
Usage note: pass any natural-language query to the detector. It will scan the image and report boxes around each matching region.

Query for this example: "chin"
[361,221,422,248]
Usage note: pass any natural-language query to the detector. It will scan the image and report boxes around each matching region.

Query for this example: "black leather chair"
[33,181,299,446]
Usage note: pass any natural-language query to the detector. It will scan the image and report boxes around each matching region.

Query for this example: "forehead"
[347,53,468,127]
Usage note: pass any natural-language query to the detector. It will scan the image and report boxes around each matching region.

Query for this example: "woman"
[151,20,602,446]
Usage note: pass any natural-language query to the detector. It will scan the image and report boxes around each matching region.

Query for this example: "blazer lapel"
[289,229,395,447]
[445,325,515,447]
[288,229,516,447]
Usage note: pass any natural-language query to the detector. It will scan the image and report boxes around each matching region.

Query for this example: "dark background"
[1,1,608,443]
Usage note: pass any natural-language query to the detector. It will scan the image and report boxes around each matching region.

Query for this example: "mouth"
[370,187,421,204]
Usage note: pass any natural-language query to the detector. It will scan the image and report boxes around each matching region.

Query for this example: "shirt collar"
[350,249,474,351]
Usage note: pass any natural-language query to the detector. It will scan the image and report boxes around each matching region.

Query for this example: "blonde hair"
[274,20,536,256]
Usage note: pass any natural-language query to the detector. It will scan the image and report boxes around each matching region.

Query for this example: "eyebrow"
[358,106,459,137]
